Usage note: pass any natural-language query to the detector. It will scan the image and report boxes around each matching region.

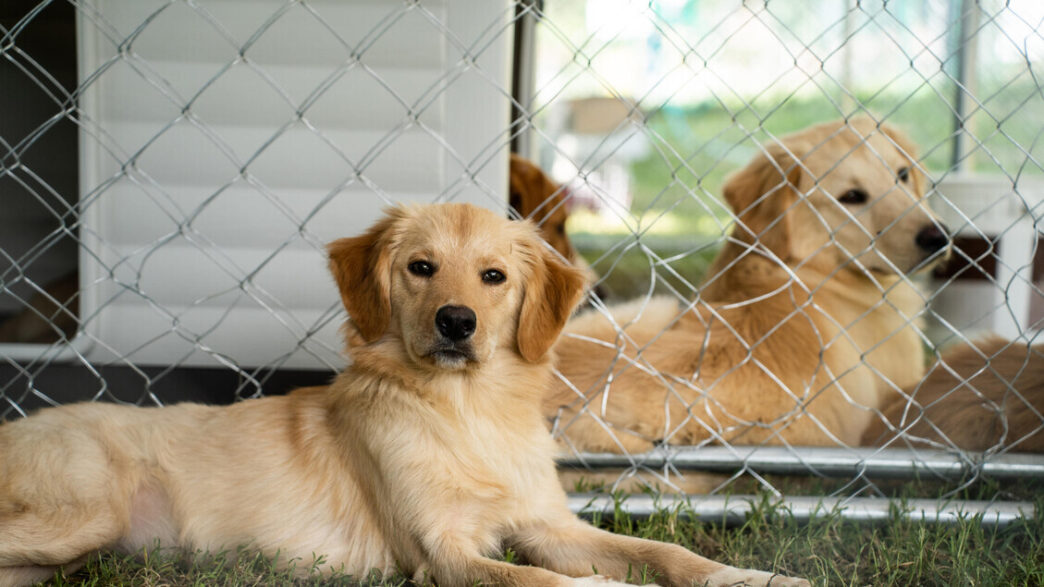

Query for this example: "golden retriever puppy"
[863,337,1044,452]
[510,153,599,289]
[510,153,578,263]
[546,117,949,453]
[0,203,806,587]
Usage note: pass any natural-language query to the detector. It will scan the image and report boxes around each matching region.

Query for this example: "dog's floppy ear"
[517,245,587,362]
[722,143,805,261]
[327,211,401,342]
[509,154,560,218]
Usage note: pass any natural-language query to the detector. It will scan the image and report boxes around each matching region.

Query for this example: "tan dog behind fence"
[510,153,579,264]
[509,153,599,289]
[863,337,1044,452]
[0,203,807,587]
[546,117,950,456]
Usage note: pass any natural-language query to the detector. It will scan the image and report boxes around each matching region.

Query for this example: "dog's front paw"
[705,567,810,586]
[572,574,660,586]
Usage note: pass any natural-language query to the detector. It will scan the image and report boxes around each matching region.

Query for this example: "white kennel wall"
[73,0,512,369]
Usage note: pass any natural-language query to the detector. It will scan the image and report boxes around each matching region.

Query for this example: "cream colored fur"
[547,118,947,455]
[864,337,1044,452]
[0,204,807,586]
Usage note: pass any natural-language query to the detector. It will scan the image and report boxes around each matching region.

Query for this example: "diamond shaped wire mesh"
[1,0,1042,505]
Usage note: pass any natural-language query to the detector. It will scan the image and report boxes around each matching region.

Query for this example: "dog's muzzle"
[915,223,950,257]
[435,305,476,342]
[429,305,477,365]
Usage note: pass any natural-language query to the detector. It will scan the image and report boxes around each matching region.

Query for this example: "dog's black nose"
[435,305,476,342]
[915,223,950,254]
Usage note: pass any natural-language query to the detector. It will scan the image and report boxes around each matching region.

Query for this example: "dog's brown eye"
[482,269,506,284]
[838,189,869,205]
[408,261,435,277]
[897,166,910,183]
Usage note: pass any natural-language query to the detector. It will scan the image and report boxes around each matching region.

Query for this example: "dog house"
[0,0,513,371]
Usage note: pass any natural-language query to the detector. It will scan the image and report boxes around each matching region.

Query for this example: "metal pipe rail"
[567,494,1035,527]
[557,447,1044,480]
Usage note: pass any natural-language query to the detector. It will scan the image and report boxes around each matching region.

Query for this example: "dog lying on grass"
[0,203,806,586]
[546,117,950,453]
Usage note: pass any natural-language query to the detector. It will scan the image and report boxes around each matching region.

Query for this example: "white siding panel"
[99,182,428,249]
[93,244,336,310]
[99,63,447,130]
[97,122,443,192]
[84,303,346,370]
[78,0,511,367]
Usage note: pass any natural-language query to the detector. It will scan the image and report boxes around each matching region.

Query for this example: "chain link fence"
[2,0,1042,520]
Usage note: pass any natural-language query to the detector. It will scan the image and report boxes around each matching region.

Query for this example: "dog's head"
[509,153,577,264]
[723,117,950,275]
[509,153,601,299]
[327,203,587,371]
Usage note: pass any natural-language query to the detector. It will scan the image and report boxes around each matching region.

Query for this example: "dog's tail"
[862,337,1044,452]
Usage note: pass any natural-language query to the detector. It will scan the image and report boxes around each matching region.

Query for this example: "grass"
[46,547,399,587]
[623,87,1044,229]
[41,480,1044,587]
[574,236,721,301]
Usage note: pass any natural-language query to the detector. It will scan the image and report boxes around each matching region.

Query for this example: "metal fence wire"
[1,0,1042,521]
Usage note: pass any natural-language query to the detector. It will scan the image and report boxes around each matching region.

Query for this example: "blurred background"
[521,1,1043,319]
